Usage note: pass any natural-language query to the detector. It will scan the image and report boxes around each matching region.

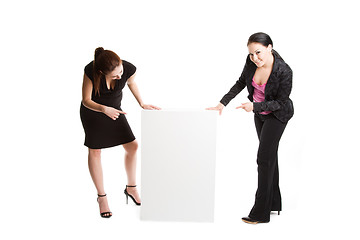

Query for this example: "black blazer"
[220,50,294,123]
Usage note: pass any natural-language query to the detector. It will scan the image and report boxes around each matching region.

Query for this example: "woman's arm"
[82,73,126,120]
[219,57,250,106]
[206,75,245,115]
[127,73,161,110]
[219,78,246,107]
[206,57,250,114]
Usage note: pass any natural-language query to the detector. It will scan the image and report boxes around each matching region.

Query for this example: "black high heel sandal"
[124,185,141,206]
[97,194,112,218]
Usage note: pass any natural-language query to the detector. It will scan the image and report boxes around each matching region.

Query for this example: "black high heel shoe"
[241,217,269,224]
[124,185,141,206]
[97,194,112,218]
[271,210,281,215]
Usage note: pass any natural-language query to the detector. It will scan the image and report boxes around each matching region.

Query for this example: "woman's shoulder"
[84,61,94,81]
[122,60,137,78]
[273,51,292,75]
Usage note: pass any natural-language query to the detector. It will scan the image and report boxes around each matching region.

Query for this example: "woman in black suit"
[207,32,294,224]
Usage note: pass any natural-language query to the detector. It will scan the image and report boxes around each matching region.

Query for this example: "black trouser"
[248,113,287,222]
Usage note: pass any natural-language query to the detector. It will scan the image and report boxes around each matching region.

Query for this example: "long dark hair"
[247,32,273,47]
[247,32,283,59]
[93,47,122,96]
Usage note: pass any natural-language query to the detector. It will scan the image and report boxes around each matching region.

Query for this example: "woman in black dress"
[207,32,294,224]
[80,47,160,218]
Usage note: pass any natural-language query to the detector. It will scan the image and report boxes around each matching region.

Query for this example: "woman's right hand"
[206,103,225,115]
[103,106,127,120]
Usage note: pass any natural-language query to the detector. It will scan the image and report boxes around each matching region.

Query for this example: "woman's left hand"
[141,104,161,110]
[236,102,253,112]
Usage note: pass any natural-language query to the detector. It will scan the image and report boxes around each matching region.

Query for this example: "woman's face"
[107,64,124,80]
[247,42,272,68]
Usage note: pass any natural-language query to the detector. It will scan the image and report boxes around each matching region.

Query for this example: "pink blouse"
[252,78,272,115]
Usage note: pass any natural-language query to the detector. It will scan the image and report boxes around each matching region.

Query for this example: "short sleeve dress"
[80,60,136,149]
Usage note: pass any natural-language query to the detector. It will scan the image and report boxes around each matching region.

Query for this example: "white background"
[1,0,359,239]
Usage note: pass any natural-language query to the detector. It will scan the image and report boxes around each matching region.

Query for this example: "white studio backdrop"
[0,0,359,239]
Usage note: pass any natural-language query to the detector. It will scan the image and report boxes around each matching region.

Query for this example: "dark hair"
[93,47,122,96]
[247,32,273,47]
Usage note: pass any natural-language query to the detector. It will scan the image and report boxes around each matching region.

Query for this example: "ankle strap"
[97,194,107,197]
[126,185,137,188]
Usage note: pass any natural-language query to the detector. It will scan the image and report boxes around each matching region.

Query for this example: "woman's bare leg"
[123,140,141,203]
[88,148,112,217]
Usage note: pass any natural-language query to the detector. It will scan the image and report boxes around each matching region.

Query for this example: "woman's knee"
[124,140,138,154]
[256,144,277,165]
[89,148,101,157]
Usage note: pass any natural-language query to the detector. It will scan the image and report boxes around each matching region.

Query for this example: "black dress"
[80,60,136,149]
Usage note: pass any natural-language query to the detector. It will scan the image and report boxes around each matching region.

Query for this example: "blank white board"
[141,109,217,222]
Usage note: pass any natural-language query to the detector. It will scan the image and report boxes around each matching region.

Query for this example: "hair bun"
[94,47,105,60]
